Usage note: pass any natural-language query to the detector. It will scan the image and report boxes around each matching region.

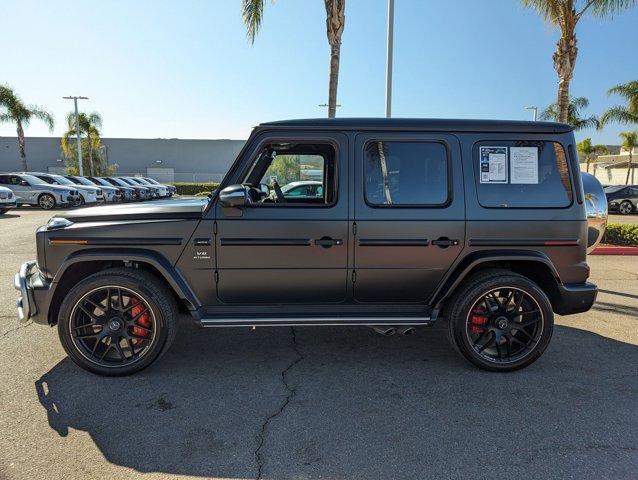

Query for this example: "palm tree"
[0,85,54,171]
[61,112,103,176]
[600,80,638,126]
[577,138,608,172]
[618,130,637,184]
[241,0,346,118]
[521,0,636,124]
[539,96,600,130]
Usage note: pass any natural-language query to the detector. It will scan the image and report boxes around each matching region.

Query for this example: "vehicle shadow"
[35,322,638,480]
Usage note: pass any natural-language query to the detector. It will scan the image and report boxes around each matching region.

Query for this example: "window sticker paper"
[479,146,508,183]
[510,147,539,184]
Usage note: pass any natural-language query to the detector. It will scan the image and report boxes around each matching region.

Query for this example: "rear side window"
[364,141,449,206]
[474,141,573,208]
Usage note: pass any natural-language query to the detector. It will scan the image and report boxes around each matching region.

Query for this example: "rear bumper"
[14,261,52,325]
[554,282,598,315]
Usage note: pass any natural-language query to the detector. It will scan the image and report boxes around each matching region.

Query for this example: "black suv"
[15,119,601,375]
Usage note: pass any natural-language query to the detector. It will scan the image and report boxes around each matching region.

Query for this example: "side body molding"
[51,248,201,311]
[428,250,561,309]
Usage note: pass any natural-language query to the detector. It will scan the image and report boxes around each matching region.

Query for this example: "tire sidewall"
[39,193,56,210]
[450,275,554,372]
[619,201,632,215]
[58,273,170,376]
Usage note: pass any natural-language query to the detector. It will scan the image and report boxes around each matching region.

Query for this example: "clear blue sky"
[1,0,636,143]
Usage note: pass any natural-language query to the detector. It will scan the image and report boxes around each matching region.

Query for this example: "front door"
[353,133,465,303]
[215,132,349,304]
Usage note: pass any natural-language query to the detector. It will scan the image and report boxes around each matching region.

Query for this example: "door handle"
[314,237,342,248]
[431,237,459,248]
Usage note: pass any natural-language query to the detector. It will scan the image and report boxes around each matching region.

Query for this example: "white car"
[30,173,104,206]
[281,180,324,199]
[0,185,17,214]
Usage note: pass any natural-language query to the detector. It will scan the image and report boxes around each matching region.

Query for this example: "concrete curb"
[591,244,638,255]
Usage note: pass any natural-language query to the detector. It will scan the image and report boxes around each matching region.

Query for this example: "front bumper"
[0,200,17,209]
[554,282,598,315]
[14,261,51,324]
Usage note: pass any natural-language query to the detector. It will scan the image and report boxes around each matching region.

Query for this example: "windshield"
[21,174,48,185]
[108,177,129,187]
[92,177,111,187]
[134,178,151,185]
[50,174,76,186]
[604,186,624,193]
[144,178,160,185]
[72,176,96,186]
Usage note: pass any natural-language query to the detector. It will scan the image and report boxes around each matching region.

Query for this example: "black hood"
[60,198,207,222]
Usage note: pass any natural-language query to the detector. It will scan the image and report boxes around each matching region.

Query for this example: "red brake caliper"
[130,297,151,344]
[470,306,488,334]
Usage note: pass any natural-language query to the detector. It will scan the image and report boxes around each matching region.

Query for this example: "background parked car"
[281,180,324,199]
[104,177,151,200]
[29,173,103,206]
[0,173,80,209]
[125,176,169,197]
[604,185,638,215]
[64,175,121,203]
[143,177,176,196]
[87,176,137,202]
[0,185,17,214]
[119,177,160,198]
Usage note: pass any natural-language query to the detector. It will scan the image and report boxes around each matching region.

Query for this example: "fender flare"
[51,248,201,310]
[429,250,561,309]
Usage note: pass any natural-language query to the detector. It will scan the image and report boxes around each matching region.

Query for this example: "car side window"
[364,141,449,206]
[0,175,7,185]
[474,141,573,208]
[10,176,23,186]
[242,142,337,206]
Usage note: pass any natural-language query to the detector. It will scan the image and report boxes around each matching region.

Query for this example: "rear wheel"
[619,200,633,215]
[58,268,179,376]
[446,270,553,372]
[38,193,56,210]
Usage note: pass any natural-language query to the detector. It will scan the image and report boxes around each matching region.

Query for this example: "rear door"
[353,133,465,303]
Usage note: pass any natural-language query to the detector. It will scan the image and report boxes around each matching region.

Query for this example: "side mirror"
[219,184,247,208]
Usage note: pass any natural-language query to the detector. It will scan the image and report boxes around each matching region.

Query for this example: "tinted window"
[364,141,448,206]
[474,141,573,208]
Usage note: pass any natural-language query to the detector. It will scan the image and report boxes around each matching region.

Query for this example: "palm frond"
[600,106,638,126]
[242,0,266,44]
[573,115,599,131]
[87,112,103,129]
[589,0,637,17]
[521,0,562,26]
[29,106,54,132]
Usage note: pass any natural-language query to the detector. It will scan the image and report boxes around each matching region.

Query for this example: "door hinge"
[351,270,357,283]
[213,221,218,235]
[352,221,357,236]
[214,271,219,283]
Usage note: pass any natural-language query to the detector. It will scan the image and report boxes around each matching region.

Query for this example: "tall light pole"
[62,96,89,175]
[525,106,538,121]
[385,0,395,118]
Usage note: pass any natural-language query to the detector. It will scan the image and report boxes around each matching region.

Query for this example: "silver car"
[30,173,104,206]
[0,173,80,209]
[0,185,17,214]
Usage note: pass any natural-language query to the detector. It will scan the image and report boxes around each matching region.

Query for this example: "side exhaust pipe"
[398,326,416,336]
[371,325,397,336]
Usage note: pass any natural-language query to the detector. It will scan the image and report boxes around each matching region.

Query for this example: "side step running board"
[200,316,434,327]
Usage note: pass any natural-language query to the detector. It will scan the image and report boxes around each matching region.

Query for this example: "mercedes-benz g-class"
[15,119,604,375]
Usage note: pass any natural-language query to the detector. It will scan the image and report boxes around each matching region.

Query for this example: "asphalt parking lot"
[1,208,637,480]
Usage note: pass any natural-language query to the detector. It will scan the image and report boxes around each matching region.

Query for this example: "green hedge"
[174,182,219,196]
[602,223,638,246]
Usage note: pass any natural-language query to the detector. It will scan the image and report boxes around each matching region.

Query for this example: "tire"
[57,268,179,376]
[74,195,85,207]
[618,200,633,215]
[445,269,554,372]
[0,209,6,215]
[38,193,57,210]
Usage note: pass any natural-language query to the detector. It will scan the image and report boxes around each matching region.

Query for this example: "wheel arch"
[430,251,562,313]
[47,249,200,325]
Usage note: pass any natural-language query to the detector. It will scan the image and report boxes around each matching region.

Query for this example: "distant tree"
[264,155,301,185]
[241,0,345,118]
[618,130,637,184]
[521,0,636,123]
[61,112,110,176]
[600,80,638,127]
[0,84,54,171]
[539,96,599,130]
[577,138,608,172]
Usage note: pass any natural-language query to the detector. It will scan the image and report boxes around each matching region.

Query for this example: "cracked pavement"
[1,209,637,480]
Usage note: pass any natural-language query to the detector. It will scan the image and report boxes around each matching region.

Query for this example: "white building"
[583,146,637,185]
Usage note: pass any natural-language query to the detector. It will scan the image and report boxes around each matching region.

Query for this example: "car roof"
[258,117,573,134]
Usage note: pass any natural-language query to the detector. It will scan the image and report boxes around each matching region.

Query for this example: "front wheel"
[619,200,633,215]
[446,270,554,372]
[57,268,179,376]
[38,193,56,210]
